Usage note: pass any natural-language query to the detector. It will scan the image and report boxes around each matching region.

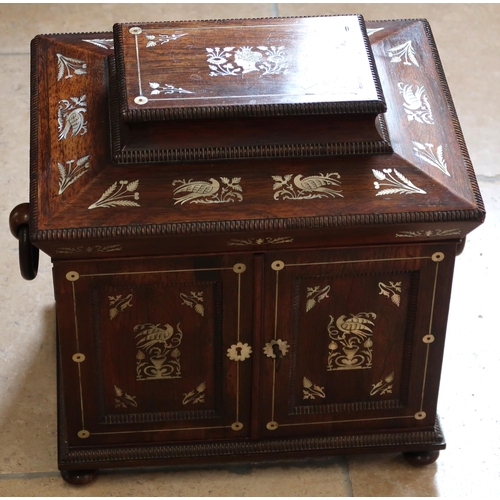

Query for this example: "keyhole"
[272,343,282,359]
[236,346,242,356]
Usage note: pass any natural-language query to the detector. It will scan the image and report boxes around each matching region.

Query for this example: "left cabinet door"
[53,254,253,447]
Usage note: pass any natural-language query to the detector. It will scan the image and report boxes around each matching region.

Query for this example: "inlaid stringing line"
[236,272,242,423]
[134,33,143,96]
[93,425,231,436]
[72,282,85,429]
[285,256,431,268]
[280,415,414,427]
[271,269,280,421]
[420,262,440,411]
[146,92,346,102]
[80,266,233,278]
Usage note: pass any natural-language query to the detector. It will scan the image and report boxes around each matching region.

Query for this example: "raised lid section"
[114,15,386,122]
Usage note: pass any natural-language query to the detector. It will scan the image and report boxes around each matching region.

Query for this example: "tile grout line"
[0,472,61,480]
[340,456,355,497]
[477,174,500,183]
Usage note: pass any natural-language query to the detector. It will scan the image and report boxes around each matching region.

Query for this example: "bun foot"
[60,469,99,485]
[403,450,440,466]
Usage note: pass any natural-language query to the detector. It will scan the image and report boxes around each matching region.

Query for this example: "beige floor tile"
[0,3,275,54]
[0,52,58,473]
[277,3,500,178]
[0,458,349,496]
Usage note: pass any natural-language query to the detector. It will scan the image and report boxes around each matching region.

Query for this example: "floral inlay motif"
[228,237,294,246]
[367,27,384,36]
[395,229,461,238]
[109,294,133,320]
[227,342,252,361]
[263,339,290,359]
[273,173,343,200]
[370,372,394,396]
[207,46,288,76]
[387,41,419,66]
[82,39,114,50]
[149,82,193,95]
[372,169,426,196]
[88,180,140,209]
[57,154,90,194]
[378,282,401,307]
[172,177,243,205]
[114,386,137,408]
[327,312,376,371]
[303,377,326,400]
[306,285,331,312]
[412,142,450,176]
[135,323,183,380]
[182,382,206,405]
[144,33,187,47]
[57,95,87,141]
[180,292,204,317]
[56,54,87,80]
[398,83,434,124]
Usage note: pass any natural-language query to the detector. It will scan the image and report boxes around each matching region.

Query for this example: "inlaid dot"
[129,27,142,35]
[432,252,445,262]
[72,353,86,363]
[78,430,90,439]
[231,422,243,431]
[271,260,285,271]
[415,411,427,420]
[66,271,79,281]
[266,421,279,430]
[233,263,246,274]
[134,96,148,105]
[423,334,435,344]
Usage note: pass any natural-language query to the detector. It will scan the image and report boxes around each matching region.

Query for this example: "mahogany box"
[9,15,485,484]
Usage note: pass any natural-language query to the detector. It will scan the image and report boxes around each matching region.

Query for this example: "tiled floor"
[1,3,499,496]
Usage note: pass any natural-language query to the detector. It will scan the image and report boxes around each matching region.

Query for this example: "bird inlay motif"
[172,177,243,205]
[273,173,343,200]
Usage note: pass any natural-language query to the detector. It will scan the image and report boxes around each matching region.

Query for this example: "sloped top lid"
[113,15,386,121]
[28,17,484,252]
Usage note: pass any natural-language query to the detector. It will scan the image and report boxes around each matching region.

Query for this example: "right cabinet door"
[259,243,455,438]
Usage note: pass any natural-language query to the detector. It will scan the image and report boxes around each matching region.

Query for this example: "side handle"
[9,203,39,280]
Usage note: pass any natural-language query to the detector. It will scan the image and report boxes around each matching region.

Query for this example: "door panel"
[259,244,454,437]
[54,254,253,447]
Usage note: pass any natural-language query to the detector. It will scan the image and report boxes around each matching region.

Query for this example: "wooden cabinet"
[51,242,454,476]
[9,14,485,483]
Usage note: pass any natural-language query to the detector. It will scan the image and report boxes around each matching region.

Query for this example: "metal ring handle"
[18,225,39,280]
[9,203,39,280]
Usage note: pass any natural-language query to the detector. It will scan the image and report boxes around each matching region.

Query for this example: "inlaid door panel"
[54,254,253,447]
[259,243,455,438]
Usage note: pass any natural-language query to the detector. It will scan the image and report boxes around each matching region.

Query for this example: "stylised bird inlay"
[172,178,220,205]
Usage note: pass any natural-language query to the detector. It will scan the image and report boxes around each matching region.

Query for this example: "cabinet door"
[54,254,253,447]
[259,243,454,438]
